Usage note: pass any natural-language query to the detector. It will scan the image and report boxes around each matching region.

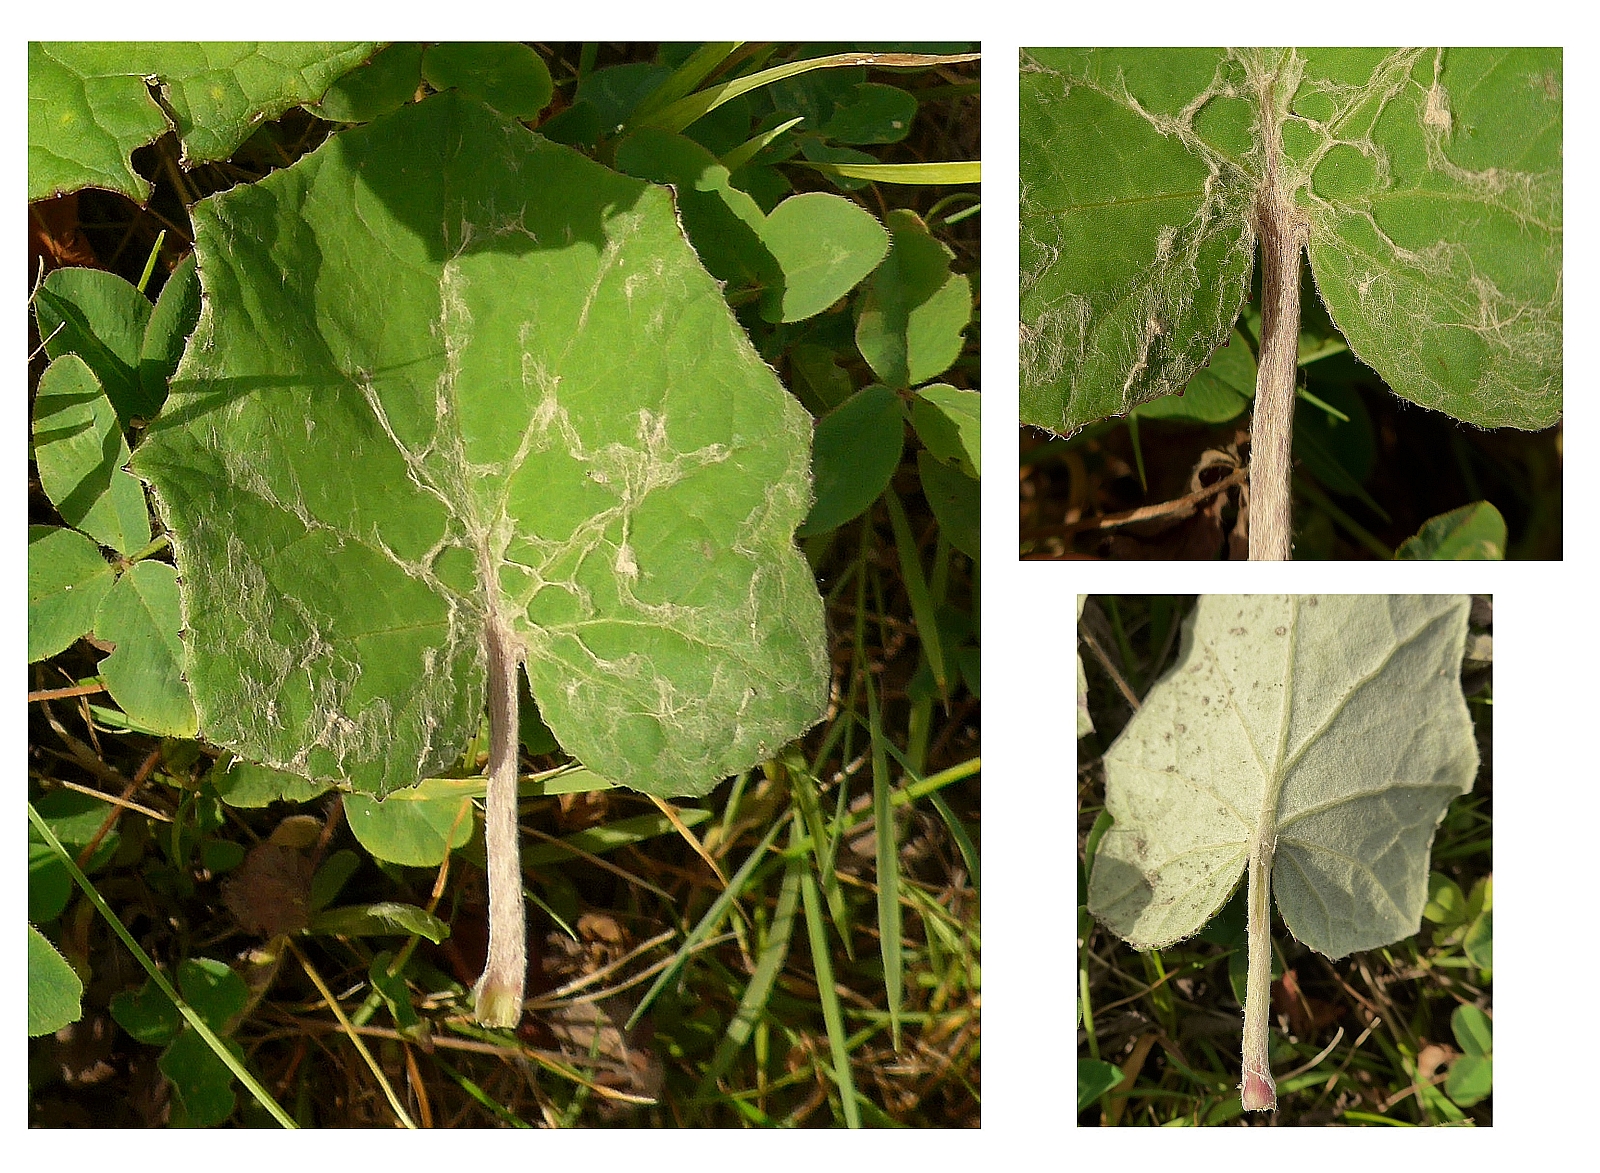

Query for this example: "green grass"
[1077,595,1491,1127]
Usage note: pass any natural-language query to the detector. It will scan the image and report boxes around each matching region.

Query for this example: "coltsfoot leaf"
[1021,48,1561,435]
[133,93,829,800]
[1088,595,1478,959]
[29,42,381,202]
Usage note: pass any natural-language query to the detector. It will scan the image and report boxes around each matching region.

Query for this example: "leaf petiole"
[472,614,527,1028]
[1240,834,1277,1110]
[1248,136,1305,560]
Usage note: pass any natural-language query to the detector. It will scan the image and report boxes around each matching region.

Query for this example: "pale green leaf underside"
[1088,595,1477,960]
[134,93,828,799]
[1020,47,1561,435]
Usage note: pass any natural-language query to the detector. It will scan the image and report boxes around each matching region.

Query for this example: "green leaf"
[577,61,673,136]
[28,524,115,663]
[32,355,151,555]
[28,791,120,923]
[28,926,84,1036]
[1299,48,1560,430]
[1020,48,1256,433]
[161,1027,244,1127]
[1446,1004,1493,1106]
[643,49,874,135]
[421,42,553,120]
[805,160,981,186]
[855,209,971,388]
[866,678,903,1050]
[1132,330,1256,425]
[132,93,828,801]
[30,43,169,202]
[308,43,426,124]
[797,136,880,192]
[1293,380,1384,519]
[1464,874,1491,921]
[310,849,362,911]
[631,43,743,127]
[346,790,475,868]
[1020,48,1561,434]
[33,257,200,432]
[799,385,904,536]
[911,384,980,478]
[885,491,949,695]
[1451,1003,1492,1057]
[788,342,856,413]
[367,951,428,1040]
[824,82,918,144]
[1396,502,1507,560]
[33,787,121,849]
[1462,907,1493,970]
[212,759,334,808]
[33,267,156,426]
[759,191,890,323]
[177,957,250,1028]
[1078,1057,1125,1112]
[616,128,897,329]
[29,841,72,925]
[516,676,561,756]
[140,253,202,410]
[917,452,979,562]
[614,127,777,294]
[1422,871,1467,927]
[309,901,450,943]
[200,838,247,874]
[93,560,198,738]
[28,42,381,201]
[720,116,804,176]
[1446,1053,1492,1107]
[110,976,184,1046]
[1089,595,1478,957]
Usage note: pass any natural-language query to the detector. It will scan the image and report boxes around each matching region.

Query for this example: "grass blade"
[641,50,980,135]
[798,837,862,1127]
[522,806,710,867]
[784,754,854,959]
[286,938,416,1128]
[802,160,980,185]
[627,41,744,124]
[885,490,948,696]
[719,116,803,173]
[928,787,980,895]
[625,816,785,1030]
[693,818,804,1101]
[866,674,904,1053]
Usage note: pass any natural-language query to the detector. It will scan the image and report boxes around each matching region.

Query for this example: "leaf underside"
[134,93,829,799]
[1020,47,1561,435]
[1087,595,1477,960]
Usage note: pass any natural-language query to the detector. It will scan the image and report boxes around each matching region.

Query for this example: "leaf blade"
[1089,595,1478,957]
[133,93,828,800]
